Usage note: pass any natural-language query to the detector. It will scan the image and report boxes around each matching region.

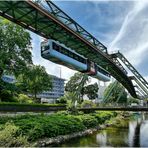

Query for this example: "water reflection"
[132,121,141,147]
[59,113,148,147]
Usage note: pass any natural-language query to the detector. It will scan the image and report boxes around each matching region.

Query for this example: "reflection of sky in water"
[128,121,136,147]
[140,121,148,147]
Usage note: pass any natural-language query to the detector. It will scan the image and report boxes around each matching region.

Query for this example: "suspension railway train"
[41,39,111,82]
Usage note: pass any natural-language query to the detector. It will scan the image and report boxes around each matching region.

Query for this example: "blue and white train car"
[41,39,110,82]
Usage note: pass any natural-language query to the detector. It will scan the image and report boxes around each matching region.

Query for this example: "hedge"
[0,111,117,142]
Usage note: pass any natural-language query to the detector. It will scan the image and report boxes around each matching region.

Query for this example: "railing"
[34,0,108,54]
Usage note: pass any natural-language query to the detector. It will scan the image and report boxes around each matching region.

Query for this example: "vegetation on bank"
[0,111,117,147]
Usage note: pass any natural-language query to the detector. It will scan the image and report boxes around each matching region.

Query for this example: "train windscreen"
[41,42,49,52]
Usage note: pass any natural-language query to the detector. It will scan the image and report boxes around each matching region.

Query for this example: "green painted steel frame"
[103,80,119,103]
[0,0,137,98]
[129,76,148,99]
[111,51,148,98]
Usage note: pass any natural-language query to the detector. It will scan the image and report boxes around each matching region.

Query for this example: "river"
[58,113,148,147]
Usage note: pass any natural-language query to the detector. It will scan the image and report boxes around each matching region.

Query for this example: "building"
[39,75,65,103]
[1,75,16,83]
[1,74,65,103]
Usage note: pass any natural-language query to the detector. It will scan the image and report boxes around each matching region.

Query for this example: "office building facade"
[39,75,65,103]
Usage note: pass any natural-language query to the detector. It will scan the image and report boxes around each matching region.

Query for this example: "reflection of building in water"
[128,121,137,147]
[133,121,141,147]
[96,131,107,146]
[129,119,143,147]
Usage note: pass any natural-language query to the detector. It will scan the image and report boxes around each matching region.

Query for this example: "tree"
[65,72,89,99]
[0,18,32,101]
[0,18,32,78]
[84,83,99,100]
[104,81,127,104]
[65,92,79,114]
[17,65,52,101]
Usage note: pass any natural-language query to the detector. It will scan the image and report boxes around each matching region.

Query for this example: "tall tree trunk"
[0,68,3,102]
[0,68,3,78]
[34,89,37,101]
[34,89,40,103]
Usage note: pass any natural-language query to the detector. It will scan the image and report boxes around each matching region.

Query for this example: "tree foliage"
[65,72,99,100]
[84,83,99,100]
[0,18,32,101]
[65,72,89,98]
[17,65,52,100]
[65,92,79,113]
[0,18,32,77]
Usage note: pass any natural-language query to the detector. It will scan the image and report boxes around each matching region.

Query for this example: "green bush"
[81,100,96,108]
[0,122,29,147]
[0,114,85,141]
[94,111,116,124]
[17,94,33,104]
[77,114,98,128]
[0,111,117,143]
[56,110,69,115]
[0,90,17,102]
[56,96,67,104]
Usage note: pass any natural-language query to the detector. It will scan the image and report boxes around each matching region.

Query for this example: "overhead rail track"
[130,76,148,99]
[0,0,137,98]
[110,51,148,98]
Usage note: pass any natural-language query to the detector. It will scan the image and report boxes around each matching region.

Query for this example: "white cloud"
[144,75,148,82]
[109,0,148,67]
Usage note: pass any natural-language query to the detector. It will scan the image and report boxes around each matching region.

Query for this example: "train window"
[53,42,59,51]
[79,57,81,62]
[63,48,68,56]
[69,52,74,58]
[81,58,86,64]
[83,59,86,64]
[45,45,49,51]
[79,57,83,63]
[60,47,65,54]
[74,55,79,60]
[41,45,49,52]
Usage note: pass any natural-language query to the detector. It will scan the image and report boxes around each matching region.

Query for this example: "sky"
[31,0,148,83]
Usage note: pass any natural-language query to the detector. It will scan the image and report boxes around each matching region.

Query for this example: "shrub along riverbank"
[0,111,117,147]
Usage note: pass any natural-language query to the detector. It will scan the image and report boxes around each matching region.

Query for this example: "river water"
[59,113,148,147]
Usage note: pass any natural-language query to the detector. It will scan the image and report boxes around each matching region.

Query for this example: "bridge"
[0,0,147,99]
[0,104,148,112]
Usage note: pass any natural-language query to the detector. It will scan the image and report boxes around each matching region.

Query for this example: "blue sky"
[32,0,148,82]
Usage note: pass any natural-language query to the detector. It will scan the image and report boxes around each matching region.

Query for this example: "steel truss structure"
[111,51,148,99]
[0,0,142,98]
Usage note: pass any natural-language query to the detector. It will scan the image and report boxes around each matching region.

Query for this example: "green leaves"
[84,83,99,100]
[0,114,85,141]
[65,72,89,96]
[17,65,52,100]
[0,17,32,77]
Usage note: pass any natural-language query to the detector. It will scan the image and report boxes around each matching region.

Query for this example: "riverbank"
[0,111,125,147]
[57,112,146,147]
[33,112,130,147]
